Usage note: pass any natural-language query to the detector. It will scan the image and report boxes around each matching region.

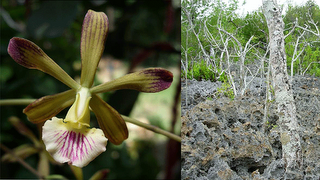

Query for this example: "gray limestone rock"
[181,76,320,180]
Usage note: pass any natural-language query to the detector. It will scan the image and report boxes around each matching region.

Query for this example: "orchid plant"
[7,10,173,168]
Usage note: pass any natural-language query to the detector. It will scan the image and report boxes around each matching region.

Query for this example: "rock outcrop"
[181,76,320,180]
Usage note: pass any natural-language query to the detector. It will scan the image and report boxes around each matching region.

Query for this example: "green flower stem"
[121,115,181,142]
[0,99,35,106]
[0,99,181,143]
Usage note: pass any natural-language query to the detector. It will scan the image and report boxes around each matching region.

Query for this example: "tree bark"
[262,0,303,179]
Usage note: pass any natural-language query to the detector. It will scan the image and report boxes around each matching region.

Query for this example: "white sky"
[237,0,320,15]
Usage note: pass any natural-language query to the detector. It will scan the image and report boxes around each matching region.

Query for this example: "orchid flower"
[7,10,173,168]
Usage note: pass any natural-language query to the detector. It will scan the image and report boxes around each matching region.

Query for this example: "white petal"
[42,117,108,167]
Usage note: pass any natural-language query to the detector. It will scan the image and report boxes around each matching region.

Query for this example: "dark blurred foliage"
[0,0,181,179]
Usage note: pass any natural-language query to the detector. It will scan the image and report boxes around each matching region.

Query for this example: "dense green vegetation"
[182,0,320,83]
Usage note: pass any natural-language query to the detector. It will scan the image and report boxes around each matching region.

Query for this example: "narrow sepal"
[8,37,79,89]
[24,89,76,123]
[90,94,128,145]
[90,68,173,94]
[80,10,108,88]
[42,117,108,168]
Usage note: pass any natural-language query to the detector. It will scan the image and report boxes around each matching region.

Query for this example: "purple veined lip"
[55,130,96,162]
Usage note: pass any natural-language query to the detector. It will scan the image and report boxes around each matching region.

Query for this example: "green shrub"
[218,71,228,82]
[181,60,218,81]
[217,82,234,100]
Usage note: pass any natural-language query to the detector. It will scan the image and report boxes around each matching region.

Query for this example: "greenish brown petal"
[80,10,109,88]
[90,68,173,94]
[23,89,76,124]
[90,94,128,145]
[8,37,79,89]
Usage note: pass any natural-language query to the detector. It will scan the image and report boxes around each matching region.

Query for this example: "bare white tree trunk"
[290,31,306,77]
[182,7,210,62]
[262,0,303,179]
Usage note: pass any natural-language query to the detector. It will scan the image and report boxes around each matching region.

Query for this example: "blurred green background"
[0,0,181,179]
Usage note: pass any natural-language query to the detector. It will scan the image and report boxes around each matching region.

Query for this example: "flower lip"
[42,117,108,168]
